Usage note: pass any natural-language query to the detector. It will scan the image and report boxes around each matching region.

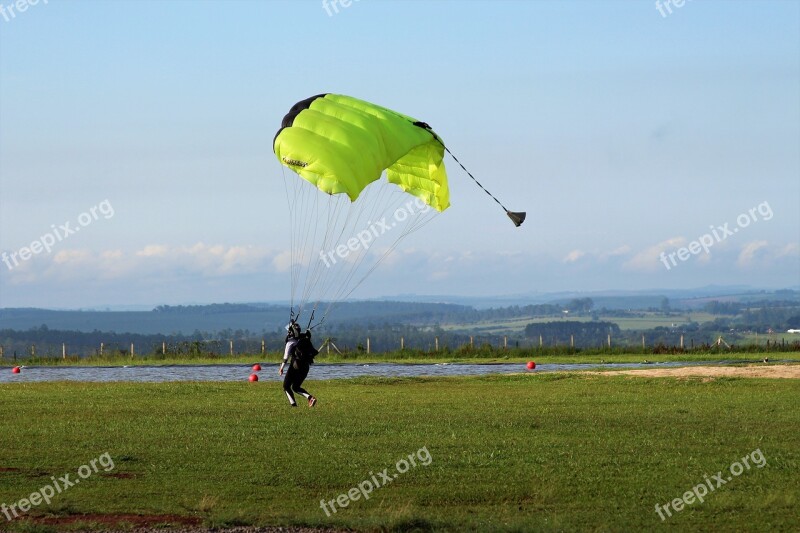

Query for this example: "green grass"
[0,373,798,531]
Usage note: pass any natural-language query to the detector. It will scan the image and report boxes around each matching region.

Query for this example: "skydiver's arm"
[279,340,297,375]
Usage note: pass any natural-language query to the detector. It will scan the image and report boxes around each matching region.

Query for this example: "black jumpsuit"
[282,333,316,406]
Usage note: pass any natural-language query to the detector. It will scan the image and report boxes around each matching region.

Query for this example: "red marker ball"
[248,373,259,382]
[252,364,261,372]
[12,366,21,374]
[526,361,536,370]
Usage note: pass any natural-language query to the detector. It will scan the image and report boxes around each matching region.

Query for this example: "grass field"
[0,372,798,531]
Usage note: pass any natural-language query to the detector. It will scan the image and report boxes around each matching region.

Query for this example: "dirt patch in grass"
[30,512,201,528]
[588,364,800,379]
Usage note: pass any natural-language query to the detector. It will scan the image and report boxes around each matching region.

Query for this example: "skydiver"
[279,320,319,407]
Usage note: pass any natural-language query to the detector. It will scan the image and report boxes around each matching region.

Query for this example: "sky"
[0,0,798,309]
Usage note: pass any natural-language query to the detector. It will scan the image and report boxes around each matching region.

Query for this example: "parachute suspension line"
[298,188,327,305]
[300,193,347,324]
[294,188,323,318]
[323,212,438,320]
[307,182,384,305]
[341,200,437,301]
[281,166,299,315]
[321,181,405,311]
[306,194,355,304]
[283,166,327,321]
[320,184,397,316]
[323,187,441,319]
[318,181,394,306]
[289,176,305,314]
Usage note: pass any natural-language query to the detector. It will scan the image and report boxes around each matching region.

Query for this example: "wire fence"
[1,334,798,361]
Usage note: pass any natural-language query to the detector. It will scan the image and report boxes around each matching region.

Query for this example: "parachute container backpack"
[274,94,524,326]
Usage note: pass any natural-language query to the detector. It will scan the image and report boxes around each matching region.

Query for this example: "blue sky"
[1,0,798,308]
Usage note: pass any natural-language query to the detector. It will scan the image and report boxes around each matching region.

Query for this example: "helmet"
[286,321,301,338]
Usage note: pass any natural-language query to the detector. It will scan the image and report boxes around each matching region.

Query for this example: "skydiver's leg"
[283,368,297,407]
[291,363,311,398]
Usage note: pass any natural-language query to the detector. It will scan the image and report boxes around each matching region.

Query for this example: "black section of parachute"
[272,93,329,149]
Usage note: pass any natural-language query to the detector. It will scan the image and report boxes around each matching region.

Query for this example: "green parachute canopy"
[273,93,450,212]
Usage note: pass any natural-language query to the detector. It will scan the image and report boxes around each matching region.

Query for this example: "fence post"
[680,335,684,349]
[367,337,371,354]
[470,336,473,348]
[642,334,645,350]
[570,334,574,348]
[100,342,104,356]
[130,343,135,357]
[31,344,36,357]
[539,335,542,348]
[162,341,166,355]
[400,337,404,350]
[261,340,265,354]
[504,336,508,350]
[229,340,234,356]
[607,334,611,349]
[0,346,3,359]
[435,336,439,352]
[62,343,66,359]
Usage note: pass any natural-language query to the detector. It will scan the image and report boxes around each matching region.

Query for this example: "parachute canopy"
[273,93,450,212]
[272,94,524,326]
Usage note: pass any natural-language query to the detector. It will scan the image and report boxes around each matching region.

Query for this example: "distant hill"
[0,304,286,335]
[1,287,796,335]
[0,301,473,335]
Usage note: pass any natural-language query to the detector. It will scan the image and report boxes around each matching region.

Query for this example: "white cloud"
[777,243,800,258]
[624,237,686,271]
[3,243,281,284]
[272,250,293,272]
[734,241,800,268]
[563,249,585,263]
[598,245,631,262]
[736,241,770,267]
[136,245,169,257]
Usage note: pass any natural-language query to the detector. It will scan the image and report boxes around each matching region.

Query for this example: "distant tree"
[566,298,594,314]
[703,301,742,315]
[788,316,800,329]
[524,320,618,346]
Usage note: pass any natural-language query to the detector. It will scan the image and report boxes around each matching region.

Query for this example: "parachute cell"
[274,94,450,211]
